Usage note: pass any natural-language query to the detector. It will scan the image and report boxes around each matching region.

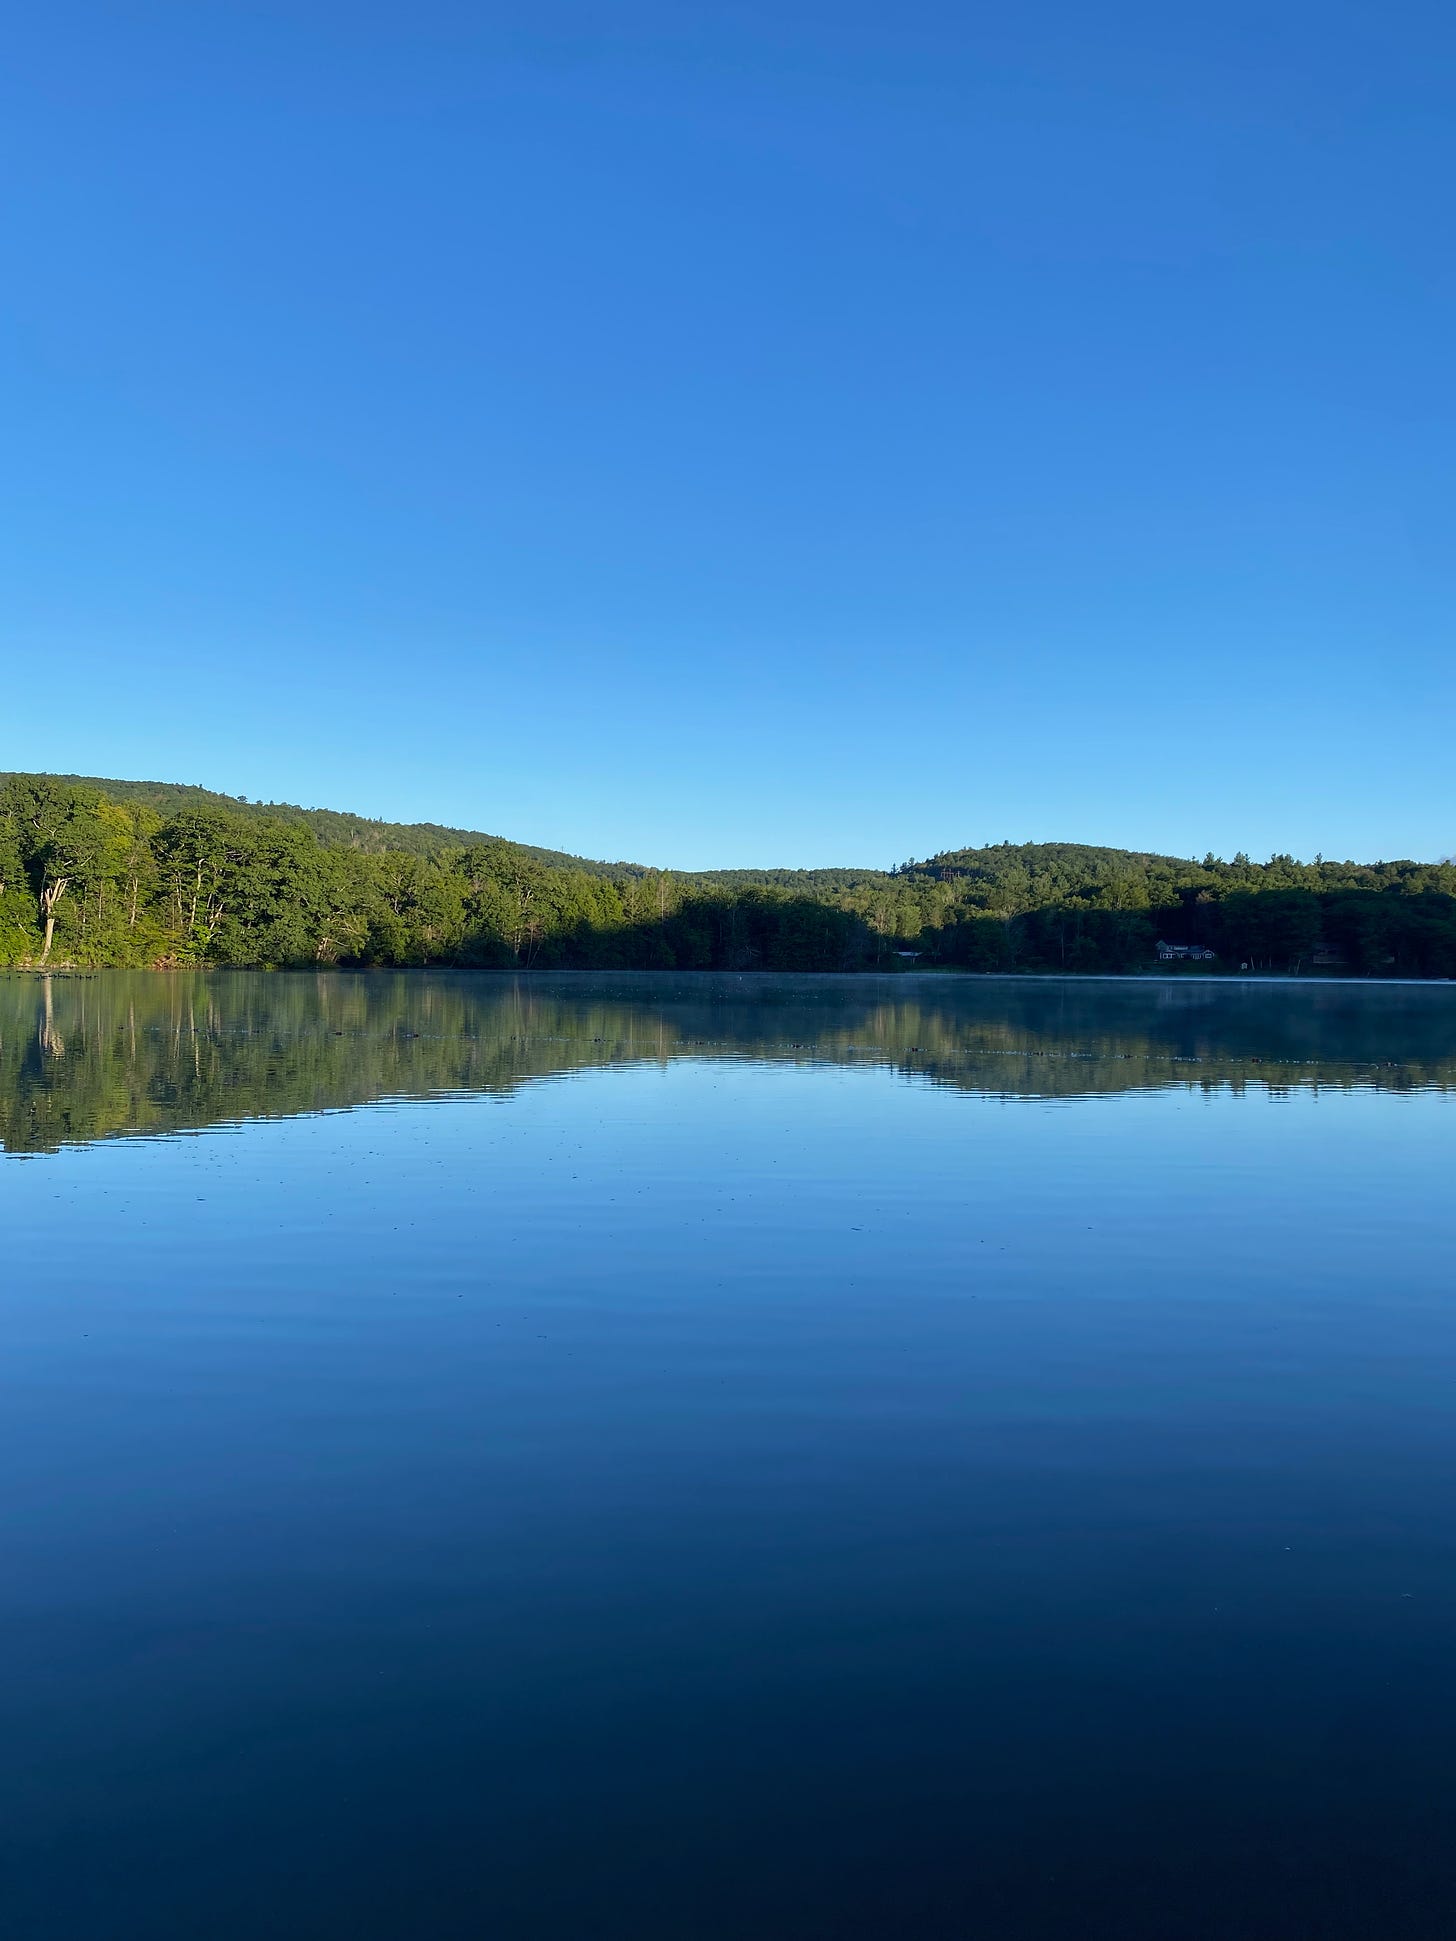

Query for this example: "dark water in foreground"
[4,971,1456,1939]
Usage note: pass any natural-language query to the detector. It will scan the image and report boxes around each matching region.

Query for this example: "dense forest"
[3,773,1455,976]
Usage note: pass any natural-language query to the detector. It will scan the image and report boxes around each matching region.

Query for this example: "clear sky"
[3,2,1452,868]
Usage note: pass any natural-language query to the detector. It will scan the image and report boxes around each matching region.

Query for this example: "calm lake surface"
[4,970,1456,1940]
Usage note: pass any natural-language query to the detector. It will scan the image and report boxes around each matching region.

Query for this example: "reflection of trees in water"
[38,975,64,1058]
[4,970,1455,1154]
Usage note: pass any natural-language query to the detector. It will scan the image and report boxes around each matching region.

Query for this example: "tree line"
[3,774,1454,976]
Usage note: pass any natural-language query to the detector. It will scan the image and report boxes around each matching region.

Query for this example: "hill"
[2,771,1454,976]
[15,774,638,878]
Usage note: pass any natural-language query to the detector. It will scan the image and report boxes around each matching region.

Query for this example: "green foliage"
[12,773,631,873]
[0,794,41,961]
[0,774,1453,975]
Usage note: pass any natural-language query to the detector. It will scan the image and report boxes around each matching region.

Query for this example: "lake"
[4,969,1456,1939]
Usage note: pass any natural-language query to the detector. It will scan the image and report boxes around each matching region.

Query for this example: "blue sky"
[3,1,1452,867]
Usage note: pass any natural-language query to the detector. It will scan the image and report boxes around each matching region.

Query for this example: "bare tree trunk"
[38,877,69,965]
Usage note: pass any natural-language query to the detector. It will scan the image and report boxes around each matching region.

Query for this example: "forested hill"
[902,839,1455,904]
[19,774,633,876]
[2,772,1455,976]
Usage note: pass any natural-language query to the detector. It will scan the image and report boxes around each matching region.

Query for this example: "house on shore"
[1156,941,1217,963]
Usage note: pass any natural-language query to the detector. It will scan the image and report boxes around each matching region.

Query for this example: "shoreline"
[4,966,1453,989]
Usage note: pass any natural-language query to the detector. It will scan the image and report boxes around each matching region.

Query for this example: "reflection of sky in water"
[2,975,1456,1935]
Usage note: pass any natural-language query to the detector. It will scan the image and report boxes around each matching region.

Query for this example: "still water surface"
[4,971,1456,1938]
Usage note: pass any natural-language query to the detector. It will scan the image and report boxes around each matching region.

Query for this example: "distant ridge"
[0,773,931,884]
[3,774,1440,887]
[9,774,638,878]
